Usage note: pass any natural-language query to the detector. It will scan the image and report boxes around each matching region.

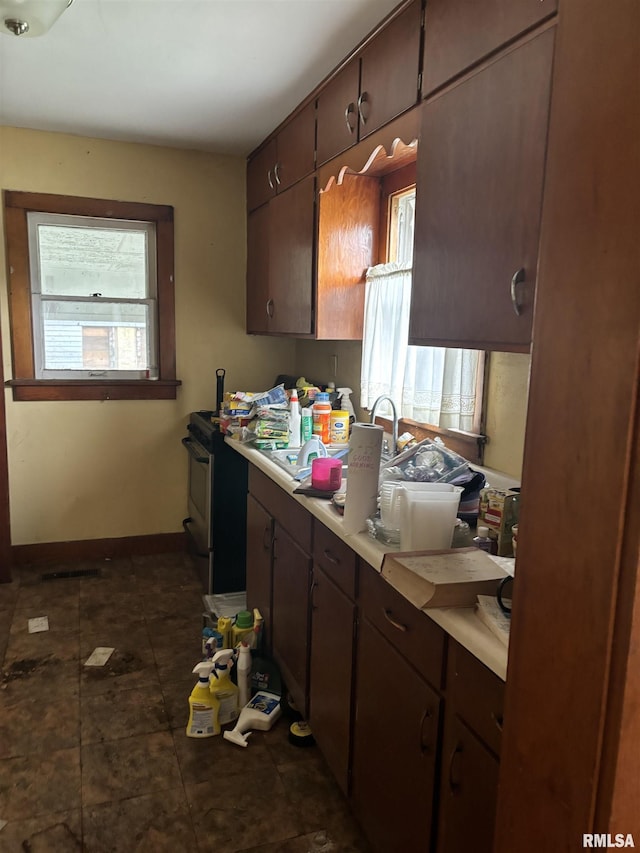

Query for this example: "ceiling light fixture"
[1,0,74,37]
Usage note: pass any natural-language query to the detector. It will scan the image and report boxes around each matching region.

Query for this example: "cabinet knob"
[345,102,356,134]
[510,267,525,315]
[357,91,369,126]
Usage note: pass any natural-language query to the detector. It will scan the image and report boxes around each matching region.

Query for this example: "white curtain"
[361,262,482,432]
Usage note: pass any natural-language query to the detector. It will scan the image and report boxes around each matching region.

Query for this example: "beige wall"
[0,126,295,546]
[295,341,530,479]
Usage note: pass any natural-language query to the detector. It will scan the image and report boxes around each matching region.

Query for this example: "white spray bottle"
[186,661,217,738]
[337,388,356,422]
[223,691,282,748]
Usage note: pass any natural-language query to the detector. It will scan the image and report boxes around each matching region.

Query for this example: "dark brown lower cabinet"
[245,493,273,652]
[308,564,356,795]
[351,617,441,852]
[436,715,500,853]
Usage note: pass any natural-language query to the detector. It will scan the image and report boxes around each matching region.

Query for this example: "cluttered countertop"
[225,425,517,681]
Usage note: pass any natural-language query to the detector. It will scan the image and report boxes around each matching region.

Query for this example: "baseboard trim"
[11,532,188,566]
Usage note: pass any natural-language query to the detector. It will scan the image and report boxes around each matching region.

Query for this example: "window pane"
[37,224,149,299]
[40,300,150,370]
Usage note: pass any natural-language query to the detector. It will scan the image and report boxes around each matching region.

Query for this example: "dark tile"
[80,685,169,745]
[265,714,322,766]
[0,576,19,612]
[0,692,79,758]
[10,601,79,636]
[80,623,158,696]
[240,829,369,853]
[142,587,205,621]
[160,675,195,731]
[185,766,301,853]
[3,624,80,667]
[82,786,197,852]
[0,747,81,820]
[172,725,272,785]
[0,809,83,852]
[14,577,80,611]
[81,730,182,806]
[0,656,80,704]
[79,591,146,632]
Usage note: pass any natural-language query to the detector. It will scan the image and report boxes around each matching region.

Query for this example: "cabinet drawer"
[447,641,505,756]
[314,522,357,600]
[360,561,446,690]
[249,466,312,553]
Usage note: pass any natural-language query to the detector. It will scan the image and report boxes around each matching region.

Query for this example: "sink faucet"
[369,395,399,457]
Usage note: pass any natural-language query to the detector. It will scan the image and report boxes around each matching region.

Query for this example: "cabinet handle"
[310,578,318,609]
[266,298,274,318]
[491,711,504,733]
[322,548,339,565]
[262,525,271,551]
[267,169,274,190]
[383,608,407,632]
[357,91,369,126]
[274,162,281,186]
[510,267,525,316]
[345,102,356,134]
[448,743,463,792]
[419,707,433,754]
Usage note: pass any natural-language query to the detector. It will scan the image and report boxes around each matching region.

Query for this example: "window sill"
[6,379,182,402]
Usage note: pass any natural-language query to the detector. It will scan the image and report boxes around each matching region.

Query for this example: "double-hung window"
[3,191,179,401]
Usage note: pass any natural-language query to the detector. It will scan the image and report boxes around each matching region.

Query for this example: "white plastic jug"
[297,436,328,467]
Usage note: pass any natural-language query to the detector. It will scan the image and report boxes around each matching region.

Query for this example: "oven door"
[182,436,212,562]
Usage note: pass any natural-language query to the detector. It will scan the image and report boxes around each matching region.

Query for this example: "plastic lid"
[315,392,330,401]
[477,526,490,538]
[235,610,253,629]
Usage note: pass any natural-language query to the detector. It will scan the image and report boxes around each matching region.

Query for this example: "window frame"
[3,190,180,401]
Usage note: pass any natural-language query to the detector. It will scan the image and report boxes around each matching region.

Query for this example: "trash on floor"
[27,616,49,633]
[84,647,115,667]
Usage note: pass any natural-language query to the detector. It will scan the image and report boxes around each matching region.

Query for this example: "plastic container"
[232,610,254,648]
[209,649,239,726]
[236,641,252,708]
[301,407,313,442]
[311,457,342,491]
[216,616,233,649]
[288,389,301,449]
[186,661,217,738]
[399,488,462,551]
[473,525,494,553]
[312,392,332,444]
[223,691,282,748]
[330,410,349,445]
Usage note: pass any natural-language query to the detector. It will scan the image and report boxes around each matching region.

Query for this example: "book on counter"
[380,547,508,610]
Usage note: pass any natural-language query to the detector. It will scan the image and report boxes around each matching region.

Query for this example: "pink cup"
[311,457,342,491]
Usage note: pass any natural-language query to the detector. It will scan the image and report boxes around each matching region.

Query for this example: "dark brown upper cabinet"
[316,0,422,167]
[422,0,558,97]
[410,28,555,352]
[247,101,315,213]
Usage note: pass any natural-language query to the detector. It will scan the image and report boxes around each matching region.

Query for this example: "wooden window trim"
[3,190,180,401]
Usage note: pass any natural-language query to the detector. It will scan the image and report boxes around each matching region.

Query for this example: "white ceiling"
[0,0,402,157]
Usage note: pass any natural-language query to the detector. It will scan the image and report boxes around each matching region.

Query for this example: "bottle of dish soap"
[186,661,217,738]
[209,648,240,727]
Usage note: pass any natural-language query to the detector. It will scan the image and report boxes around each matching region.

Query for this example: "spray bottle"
[337,388,356,427]
[288,388,302,449]
[186,661,217,738]
[236,641,252,708]
[209,648,239,727]
[223,691,282,748]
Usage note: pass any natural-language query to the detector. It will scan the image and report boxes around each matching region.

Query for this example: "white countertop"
[227,437,510,681]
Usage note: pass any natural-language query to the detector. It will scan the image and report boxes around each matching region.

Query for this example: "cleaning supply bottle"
[237,641,252,707]
[329,410,350,445]
[337,388,356,424]
[312,392,332,444]
[216,616,233,649]
[186,661,217,738]
[209,648,240,727]
[231,610,254,648]
[223,691,282,748]
[288,388,301,448]
[301,407,313,443]
[473,525,495,554]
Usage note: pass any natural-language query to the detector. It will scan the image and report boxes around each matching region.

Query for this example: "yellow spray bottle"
[186,661,217,738]
[209,648,239,728]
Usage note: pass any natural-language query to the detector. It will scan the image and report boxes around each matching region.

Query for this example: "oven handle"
[182,517,210,558]
[182,436,210,463]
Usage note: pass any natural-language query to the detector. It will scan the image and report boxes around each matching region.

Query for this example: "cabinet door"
[359,0,422,139]
[410,28,555,351]
[422,0,557,96]
[245,494,273,652]
[316,58,360,167]
[246,203,270,334]
[271,523,312,715]
[351,618,441,852]
[247,138,277,212]
[309,566,355,795]
[268,175,316,335]
[437,715,500,853]
[275,101,316,193]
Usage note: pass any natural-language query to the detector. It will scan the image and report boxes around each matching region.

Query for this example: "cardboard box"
[479,488,520,556]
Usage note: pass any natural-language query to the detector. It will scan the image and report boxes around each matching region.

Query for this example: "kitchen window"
[3,191,179,400]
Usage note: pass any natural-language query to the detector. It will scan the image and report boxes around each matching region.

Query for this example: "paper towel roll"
[343,423,384,534]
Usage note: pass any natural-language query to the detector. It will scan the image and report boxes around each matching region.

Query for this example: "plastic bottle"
[288,388,301,449]
[312,392,332,444]
[223,690,282,748]
[329,410,349,445]
[301,407,313,443]
[216,616,233,649]
[237,641,252,708]
[473,525,494,553]
[186,661,217,738]
[231,610,254,648]
[209,648,240,727]
[337,388,356,422]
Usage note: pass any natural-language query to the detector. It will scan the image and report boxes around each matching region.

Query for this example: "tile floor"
[0,553,371,853]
